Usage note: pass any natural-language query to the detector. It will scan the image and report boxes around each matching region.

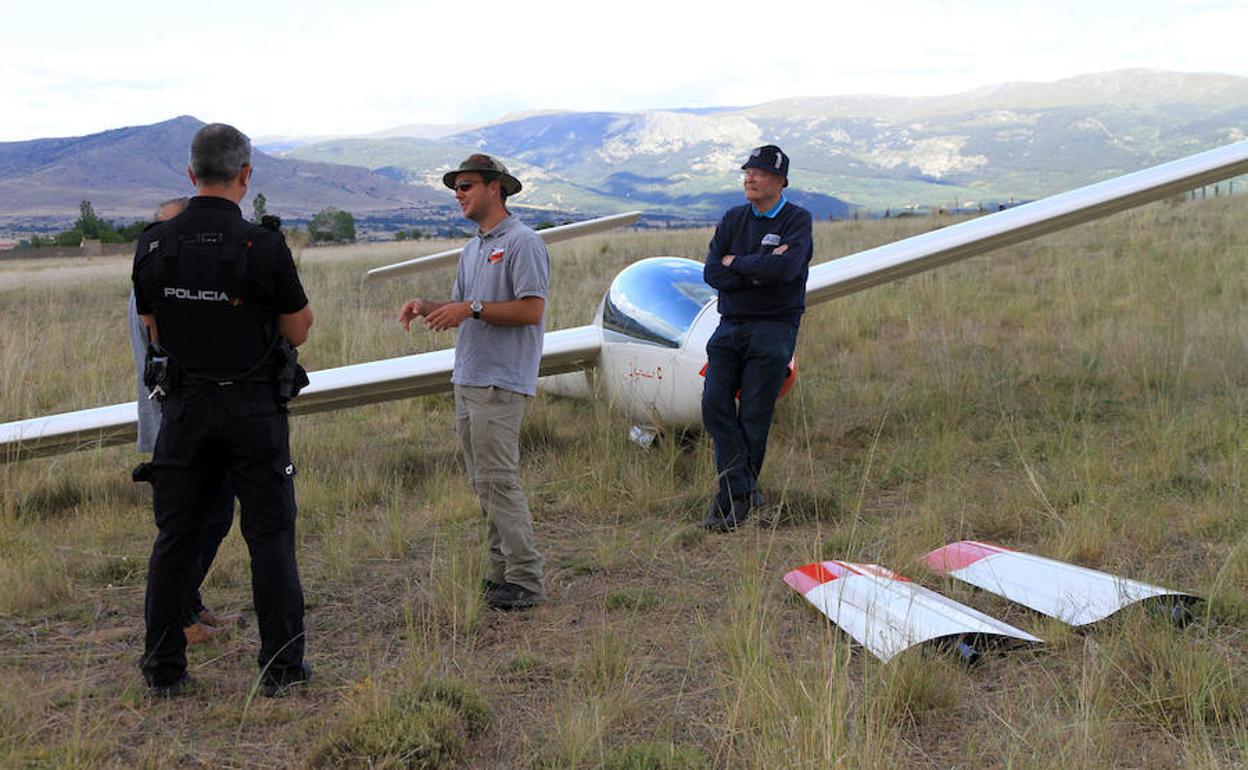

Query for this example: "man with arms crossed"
[701,145,813,532]
[399,154,548,610]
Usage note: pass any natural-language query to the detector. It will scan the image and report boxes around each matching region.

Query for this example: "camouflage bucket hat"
[442,153,522,196]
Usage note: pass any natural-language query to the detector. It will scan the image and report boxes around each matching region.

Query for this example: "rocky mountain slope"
[3,70,1244,231]
[0,116,453,228]
[282,69,1248,215]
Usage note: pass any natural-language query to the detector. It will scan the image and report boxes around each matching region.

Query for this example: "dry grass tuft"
[310,676,489,769]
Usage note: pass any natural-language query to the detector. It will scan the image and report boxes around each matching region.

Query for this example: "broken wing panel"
[924,541,1195,626]
[804,140,1248,306]
[0,325,602,463]
[784,561,1041,662]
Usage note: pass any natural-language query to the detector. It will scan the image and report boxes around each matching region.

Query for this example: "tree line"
[22,196,361,248]
[23,201,149,247]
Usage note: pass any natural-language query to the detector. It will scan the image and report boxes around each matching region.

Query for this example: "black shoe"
[481,578,506,595]
[148,673,194,699]
[702,496,730,529]
[703,495,752,533]
[260,661,313,698]
[485,582,544,610]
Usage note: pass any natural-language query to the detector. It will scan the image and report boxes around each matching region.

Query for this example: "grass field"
[1,197,1245,768]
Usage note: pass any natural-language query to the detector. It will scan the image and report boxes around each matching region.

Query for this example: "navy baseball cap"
[741,145,789,186]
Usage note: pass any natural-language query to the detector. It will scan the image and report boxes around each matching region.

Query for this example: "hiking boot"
[481,578,506,595]
[261,661,313,698]
[485,582,544,610]
[148,673,194,699]
[703,495,752,533]
[702,496,730,530]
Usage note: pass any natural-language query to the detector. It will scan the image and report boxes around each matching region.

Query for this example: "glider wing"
[784,560,1041,662]
[923,540,1196,626]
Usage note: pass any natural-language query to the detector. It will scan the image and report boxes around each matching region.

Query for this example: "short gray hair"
[155,197,189,220]
[190,123,251,185]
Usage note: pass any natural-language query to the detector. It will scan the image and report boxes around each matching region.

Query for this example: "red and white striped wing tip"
[783,561,1041,662]
[923,541,1196,627]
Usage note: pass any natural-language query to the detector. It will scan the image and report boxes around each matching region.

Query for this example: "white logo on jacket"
[163,287,231,302]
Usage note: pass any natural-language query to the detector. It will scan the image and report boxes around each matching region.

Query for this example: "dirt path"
[0,255,133,291]
[0,240,450,292]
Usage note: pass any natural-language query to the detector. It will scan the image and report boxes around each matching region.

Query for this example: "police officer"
[132,123,314,697]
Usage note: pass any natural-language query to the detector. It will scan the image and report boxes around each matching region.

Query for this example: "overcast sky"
[3,0,1245,141]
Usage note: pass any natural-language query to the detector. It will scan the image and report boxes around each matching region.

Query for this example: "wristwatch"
[470,299,483,320]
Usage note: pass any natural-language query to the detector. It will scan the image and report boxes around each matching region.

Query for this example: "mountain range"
[2,69,1246,233]
[276,69,1248,217]
[0,116,454,230]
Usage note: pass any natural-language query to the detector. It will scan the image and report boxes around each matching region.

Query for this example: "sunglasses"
[453,181,478,192]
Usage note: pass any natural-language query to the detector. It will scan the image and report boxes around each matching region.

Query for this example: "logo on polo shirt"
[488,247,505,264]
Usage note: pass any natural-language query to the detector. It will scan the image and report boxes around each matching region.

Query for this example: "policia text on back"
[141,214,307,405]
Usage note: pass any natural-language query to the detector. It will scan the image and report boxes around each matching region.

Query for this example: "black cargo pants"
[140,382,304,688]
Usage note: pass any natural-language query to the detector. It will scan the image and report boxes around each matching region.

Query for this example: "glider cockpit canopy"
[600,257,716,349]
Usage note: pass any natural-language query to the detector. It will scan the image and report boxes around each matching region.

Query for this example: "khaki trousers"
[454,385,544,595]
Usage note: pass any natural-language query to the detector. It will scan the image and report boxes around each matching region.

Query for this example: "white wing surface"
[366,211,642,280]
[924,541,1196,626]
[0,325,602,463]
[804,140,1248,306]
[784,561,1041,662]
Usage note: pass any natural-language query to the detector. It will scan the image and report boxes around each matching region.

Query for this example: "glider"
[3,140,1248,463]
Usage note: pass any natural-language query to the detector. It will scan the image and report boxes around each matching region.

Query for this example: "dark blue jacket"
[703,200,813,327]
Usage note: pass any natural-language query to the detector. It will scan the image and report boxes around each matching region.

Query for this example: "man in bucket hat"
[398,153,548,609]
[701,144,813,532]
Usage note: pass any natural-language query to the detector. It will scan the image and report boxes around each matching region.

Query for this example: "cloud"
[2,0,1246,140]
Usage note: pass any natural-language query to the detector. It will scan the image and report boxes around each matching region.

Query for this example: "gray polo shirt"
[451,215,549,396]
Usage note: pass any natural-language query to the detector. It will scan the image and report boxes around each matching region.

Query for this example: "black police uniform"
[132,195,308,689]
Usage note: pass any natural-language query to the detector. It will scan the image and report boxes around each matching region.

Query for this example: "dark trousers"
[136,467,232,623]
[188,480,234,621]
[141,384,304,688]
[701,319,798,507]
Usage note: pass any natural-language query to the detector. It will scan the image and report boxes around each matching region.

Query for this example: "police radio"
[275,338,308,403]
